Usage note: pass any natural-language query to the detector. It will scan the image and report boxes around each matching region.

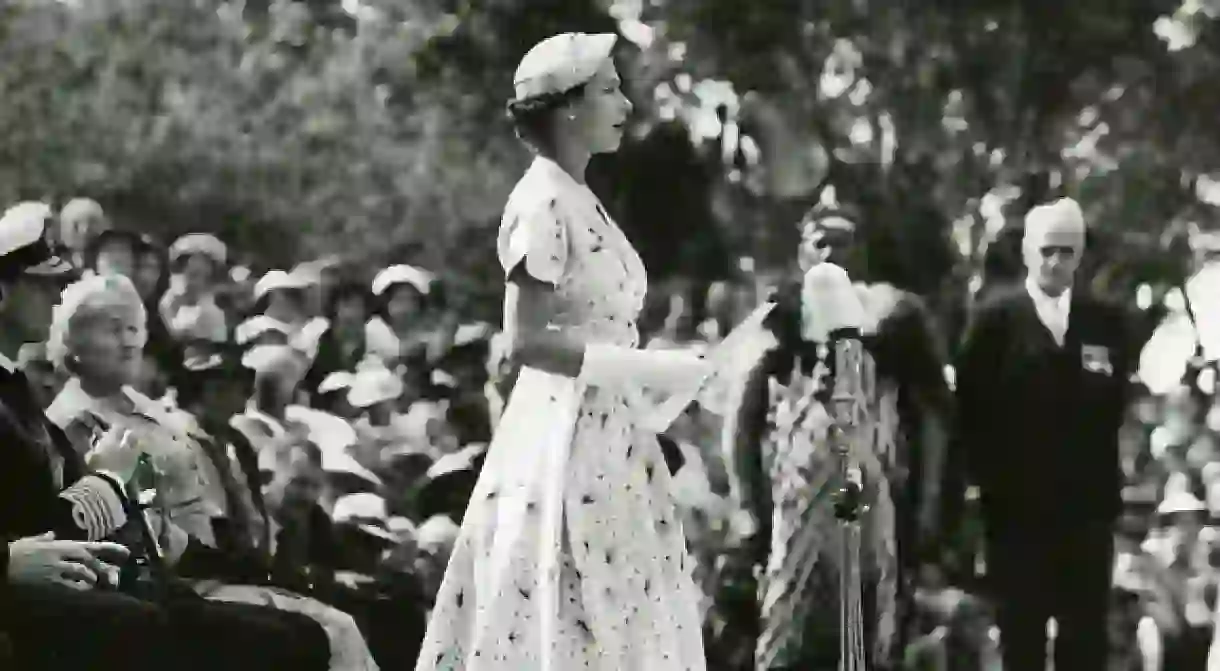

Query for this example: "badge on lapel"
[1081,343,1113,376]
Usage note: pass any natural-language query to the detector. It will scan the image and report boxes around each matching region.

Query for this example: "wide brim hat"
[169,233,227,266]
[511,32,618,102]
[253,268,315,301]
[0,202,73,280]
[347,364,404,408]
[371,264,433,297]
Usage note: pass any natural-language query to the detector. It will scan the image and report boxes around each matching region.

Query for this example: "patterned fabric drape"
[753,350,899,670]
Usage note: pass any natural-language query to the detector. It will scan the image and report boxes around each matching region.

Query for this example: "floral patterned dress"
[414,156,706,670]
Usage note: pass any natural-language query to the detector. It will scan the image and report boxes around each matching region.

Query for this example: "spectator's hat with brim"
[241,344,310,387]
[426,442,487,481]
[417,442,486,519]
[0,202,74,280]
[1158,489,1207,518]
[169,233,227,268]
[511,32,617,102]
[415,514,460,554]
[253,269,313,302]
[347,363,403,408]
[284,404,382,492]
[438,321,494,366]
[235,315,293,346]
[318,371,356,394]
[332,493,398,543]
[387,515,417,543]
[371,264,433,297]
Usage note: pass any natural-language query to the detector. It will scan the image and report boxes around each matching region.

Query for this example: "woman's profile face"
[70,296,146,388]
[565,59,632,155]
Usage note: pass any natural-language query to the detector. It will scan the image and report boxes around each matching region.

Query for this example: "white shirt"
[1025,277,1071,346]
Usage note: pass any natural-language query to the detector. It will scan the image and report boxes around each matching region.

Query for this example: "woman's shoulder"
[502,158,573,219]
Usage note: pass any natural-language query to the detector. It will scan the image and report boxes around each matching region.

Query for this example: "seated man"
[0,201,330,670]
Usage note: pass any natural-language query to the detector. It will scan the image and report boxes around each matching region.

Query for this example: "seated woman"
[43,273,378,671]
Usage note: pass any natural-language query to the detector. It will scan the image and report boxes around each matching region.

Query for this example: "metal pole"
[831,336,867,670]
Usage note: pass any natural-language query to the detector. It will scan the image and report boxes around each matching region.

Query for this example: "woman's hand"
[84,426,141,482]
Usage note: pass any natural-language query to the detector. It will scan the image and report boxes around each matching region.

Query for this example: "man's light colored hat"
[1023,197,1085,244]
[512,32,618,101]
[0,202,72,277]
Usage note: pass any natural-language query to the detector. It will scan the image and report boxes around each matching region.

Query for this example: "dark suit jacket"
[0,365,132,602]
[952,284,1133,527]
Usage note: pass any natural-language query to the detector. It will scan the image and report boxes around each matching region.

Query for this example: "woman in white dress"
[414,32,711,670]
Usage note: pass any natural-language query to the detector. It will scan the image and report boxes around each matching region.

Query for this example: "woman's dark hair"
[326,281,371,321]
[136,235,171,299]
[83,229,141,272]
[505,84,588,152]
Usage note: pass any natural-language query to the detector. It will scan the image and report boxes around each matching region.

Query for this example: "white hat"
[512,32,617,101]
[253,269,313,301]
[452,321,494,348]
[1190,227,1220,253]
[0,202,69,277]
[387,515,416,539]
[398,400,445,440]
[371,264,433,297]
[333,492,387,521]
[319,371,356,394]
[426,442,487,479]
[331,493,397,541]
[169,233,227,265]
[347,364,404,408]
[235,315,293,345]
[431,369,457,387]
[415,514,460,551]
[1159,490,1206,515]
[241,344,309,378]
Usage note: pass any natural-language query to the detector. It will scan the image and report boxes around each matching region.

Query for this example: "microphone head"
[800,262,865,341]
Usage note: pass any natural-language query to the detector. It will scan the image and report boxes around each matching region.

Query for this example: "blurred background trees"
[1,0,1218,333]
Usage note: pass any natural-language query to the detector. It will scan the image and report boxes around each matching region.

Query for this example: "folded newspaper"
[640,301,777,432]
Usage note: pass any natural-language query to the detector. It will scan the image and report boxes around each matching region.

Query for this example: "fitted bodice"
[498,157,647,348]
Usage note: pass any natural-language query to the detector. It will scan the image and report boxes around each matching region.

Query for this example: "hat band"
[0,237,55,281]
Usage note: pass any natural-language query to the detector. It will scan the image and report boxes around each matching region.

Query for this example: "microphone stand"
[829,331,868,671]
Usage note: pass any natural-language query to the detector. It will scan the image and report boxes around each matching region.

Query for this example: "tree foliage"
[1,0,1219,329]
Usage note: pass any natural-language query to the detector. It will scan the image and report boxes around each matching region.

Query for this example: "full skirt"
[414,367,707,670]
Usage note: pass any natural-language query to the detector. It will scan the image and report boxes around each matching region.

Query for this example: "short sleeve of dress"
[497,196,569,285]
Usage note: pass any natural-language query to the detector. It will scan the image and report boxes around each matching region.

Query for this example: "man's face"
[1024,226,1083,295]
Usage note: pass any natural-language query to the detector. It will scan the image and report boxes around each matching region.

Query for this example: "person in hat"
[721,203,951,669]
[0,203,333,670]
[307,280,373,407]
[415,31,715,671]
[159,234,229,369]
[365,264,450,395]
[255,268,316,328]
[948,197,1135,671]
